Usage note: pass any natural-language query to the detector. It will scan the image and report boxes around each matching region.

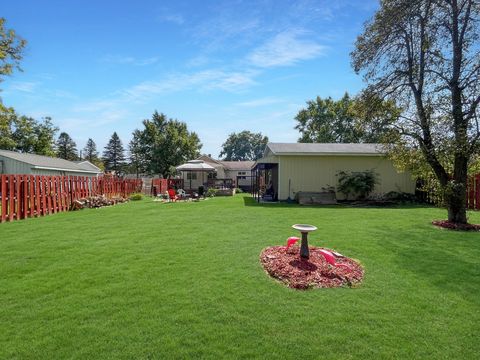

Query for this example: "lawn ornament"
[291,224,318,259]
[285,237,299,250]
[319,249,352,271]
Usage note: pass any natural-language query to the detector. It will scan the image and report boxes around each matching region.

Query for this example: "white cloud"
[236,97,284,107]
[120,69,258,101]
[247,29,326,68]
[100,55,159,66]
[158,13,185,25]
[7,81,39,93]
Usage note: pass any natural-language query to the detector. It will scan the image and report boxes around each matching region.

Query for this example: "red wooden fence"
[0,175,142,223]
[151,178,184,195]
[467,174,480,210]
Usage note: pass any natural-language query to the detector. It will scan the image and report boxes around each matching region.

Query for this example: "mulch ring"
[260,246,364,290]
[432,220,480,232]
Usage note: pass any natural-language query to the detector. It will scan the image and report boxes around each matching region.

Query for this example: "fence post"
[1,175,6,223]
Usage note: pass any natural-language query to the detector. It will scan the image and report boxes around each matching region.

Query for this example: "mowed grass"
[1,195,479,359]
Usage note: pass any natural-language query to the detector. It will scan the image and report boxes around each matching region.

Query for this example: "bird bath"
[292,224,317,259]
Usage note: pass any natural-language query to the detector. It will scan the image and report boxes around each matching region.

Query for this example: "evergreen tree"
[82,138,99,163]
[102,132,126,173]
[56,132,78,160]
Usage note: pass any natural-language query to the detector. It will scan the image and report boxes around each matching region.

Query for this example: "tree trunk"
[445,159,468,224]
[446,190,467,224]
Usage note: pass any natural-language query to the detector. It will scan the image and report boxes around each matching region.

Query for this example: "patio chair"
[167,188,177,202]
[177,188,188,200]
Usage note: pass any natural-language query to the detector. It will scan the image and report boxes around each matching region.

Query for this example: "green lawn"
[1,195,479,359]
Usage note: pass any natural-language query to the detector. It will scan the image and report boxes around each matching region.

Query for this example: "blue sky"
[1,0,378,157]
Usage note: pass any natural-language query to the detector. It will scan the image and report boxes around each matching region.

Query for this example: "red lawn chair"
[167,188,177,202]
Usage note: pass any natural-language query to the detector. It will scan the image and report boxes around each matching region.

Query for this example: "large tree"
[294,92,399,143]
[0,17,26,85]
[33,117,58,156]
[0,103,16,149]
[56,132,78,160]
[0,106,58,155]
[352,0,480,224]
[13,115,57,155]
[135,111,202,177]
[128,129,148,178]
[82,138,99,162]
[219,130,268,160]
[102,132,126,173]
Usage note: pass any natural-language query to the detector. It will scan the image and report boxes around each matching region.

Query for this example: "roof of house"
[74,160,102,172]
[218,161,256,171]
[0,150,102,173]
[176,160,216,171]
[265,143,385,156]
[197,154,222,165]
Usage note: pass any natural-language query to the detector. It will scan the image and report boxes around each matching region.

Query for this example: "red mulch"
[432,220,480,231]
[260,245,364,290]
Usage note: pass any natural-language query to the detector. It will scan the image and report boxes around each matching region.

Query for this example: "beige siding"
[278,155,415,200]
[225,169,252,187]
[180,171,209,190]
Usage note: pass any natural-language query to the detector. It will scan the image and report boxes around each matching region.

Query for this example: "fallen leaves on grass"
[260,246,364,290]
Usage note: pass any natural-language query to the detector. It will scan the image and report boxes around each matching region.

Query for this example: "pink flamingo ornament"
[285,237,300,250]
[319,249,353,271]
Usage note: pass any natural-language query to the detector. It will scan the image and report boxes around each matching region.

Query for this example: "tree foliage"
[134,111,202,177]
[128,129,148,178]
[102,132,126,173]
[0,104,58,155]
[295,92,399,143]
[0,18,26,85]
[0,102,16,149]
[351,0,480,224]
[219,130,268,161]
[82,138,103,169]
[56,132,78,161]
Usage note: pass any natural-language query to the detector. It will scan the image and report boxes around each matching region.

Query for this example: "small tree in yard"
[352,0,480,224]
[337,170,379,200]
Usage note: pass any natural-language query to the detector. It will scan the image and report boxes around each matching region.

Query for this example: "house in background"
[0,150,102,177]
[252,143,416,201]
[197,155,255,191]
[74,160,102,174]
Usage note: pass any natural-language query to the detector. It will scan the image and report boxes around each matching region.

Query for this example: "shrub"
[129,193,143,201]
[337,170,379,200]
[235,188,244,193]
[383,191,416,203]
[206,188,217,197]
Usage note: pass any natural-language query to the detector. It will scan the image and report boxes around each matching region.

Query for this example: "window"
[237,171,248,180]
[187,172,197,180]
